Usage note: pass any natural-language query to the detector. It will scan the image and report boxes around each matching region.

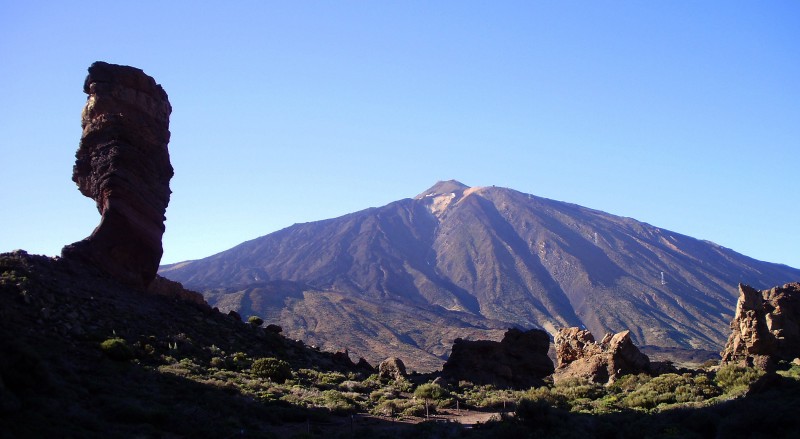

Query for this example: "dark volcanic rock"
[553,327,650,384]
[720,283,800,371]
[62,61,173,288]
[147,275,206,306]
[441,328,554,389]
[355,357,375,373]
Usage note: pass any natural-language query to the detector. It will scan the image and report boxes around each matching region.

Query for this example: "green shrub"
[320,389,358,415]
[621,373,720,410]
[414,383,448,417]
[373,399,400,417]
[414,383,447,401]
[209,356,227,369]
[231,351,251,370]
[522,386,569,410]
[100,337,134,361]
[338,380,368,393]
[246,316,264,326]
[401,402,427,417]
[608,373,652,394]
[251,357,292,383]
[552,377,605,401]
[778,362,800,379]
[317,371,347,388]
[715,364,764,394]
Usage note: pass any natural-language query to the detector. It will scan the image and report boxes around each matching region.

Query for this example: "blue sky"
[1,1,798,269]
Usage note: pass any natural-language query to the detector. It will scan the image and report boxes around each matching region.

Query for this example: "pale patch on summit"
[416,180,484,218]
[427,192,457,217]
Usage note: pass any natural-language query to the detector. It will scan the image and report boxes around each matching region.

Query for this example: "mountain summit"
[160,181,800,370]
[415,179,470,199]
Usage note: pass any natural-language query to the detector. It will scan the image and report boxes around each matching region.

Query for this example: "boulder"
[265,324,283,334]
[441,328,554,389]
[62,61,173,288]
[378,357,407,381]
[720,283,800,371]
[553,327,649,384]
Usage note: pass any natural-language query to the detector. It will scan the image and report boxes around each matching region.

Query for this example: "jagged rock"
[720,283,800,371]
[332,350,356,368]
[62,61,173,288]
[146,275,207,307]
[355,357,375,372]
[553,327,650,384]
[378,357,407,381]
[227,310,242,321]
[441,328,553,389]
[554,327,598,367]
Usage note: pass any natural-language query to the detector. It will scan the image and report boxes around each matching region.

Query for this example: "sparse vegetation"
[100,337,134,361]
[3,251,800,438]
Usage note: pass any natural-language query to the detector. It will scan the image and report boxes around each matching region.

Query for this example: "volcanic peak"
[415,180,486,218]
[415,180,470,199]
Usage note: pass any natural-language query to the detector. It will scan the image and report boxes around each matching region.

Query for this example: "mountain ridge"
[160,182,800,371]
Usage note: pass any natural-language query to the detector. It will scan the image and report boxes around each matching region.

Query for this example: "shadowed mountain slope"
[161,181,800,370]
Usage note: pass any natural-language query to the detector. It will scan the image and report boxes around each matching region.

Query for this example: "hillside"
[0,251,373,437]
[161,181,800,370]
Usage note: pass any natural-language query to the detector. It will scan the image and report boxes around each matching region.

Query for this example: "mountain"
[160,180,800,371]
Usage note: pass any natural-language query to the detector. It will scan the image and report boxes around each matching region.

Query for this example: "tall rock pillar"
[62,61,173,288]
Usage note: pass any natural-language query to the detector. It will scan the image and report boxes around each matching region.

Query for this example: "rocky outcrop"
[441,328,554,389]
[378,357,407,381]
[553,327,650,384]
[146,275,206,306]
[62,61,173,288]
[720,283,800,371]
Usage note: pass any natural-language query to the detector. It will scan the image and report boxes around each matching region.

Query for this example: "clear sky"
[1,1,798,269]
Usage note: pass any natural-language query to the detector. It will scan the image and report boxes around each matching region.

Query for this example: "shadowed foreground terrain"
[3,250,800,438]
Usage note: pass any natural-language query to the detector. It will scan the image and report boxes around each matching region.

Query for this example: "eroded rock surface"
[441,328,554,389]
[146,275,206,306]
[62,61,173,288]
[378,357,407,381]
[720,283,800,371]
[553,327,650,384]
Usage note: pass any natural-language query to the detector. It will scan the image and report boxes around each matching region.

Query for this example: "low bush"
[251,357,292,383]
[621,373,720,410]
[320,389,358,415]
[552,377,605,401]
[246,316,264,327]
[715,364,764,395]
[231,352,251,370]
[100,337,134,361]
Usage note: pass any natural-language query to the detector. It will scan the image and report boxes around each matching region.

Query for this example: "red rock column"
[62,61,173,288]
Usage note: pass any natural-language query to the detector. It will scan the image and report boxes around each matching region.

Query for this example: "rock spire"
[62,61,173,288]
[720,283,800,371]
